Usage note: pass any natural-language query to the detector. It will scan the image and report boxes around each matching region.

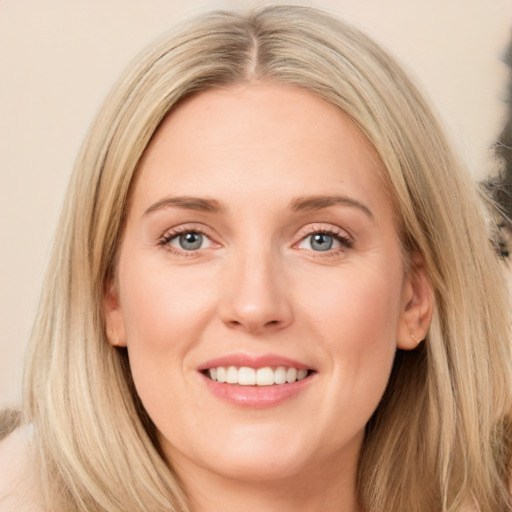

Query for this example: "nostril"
[226,318,283,333]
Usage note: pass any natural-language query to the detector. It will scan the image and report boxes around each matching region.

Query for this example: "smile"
[205,366,309,386]
[198,354,316,407]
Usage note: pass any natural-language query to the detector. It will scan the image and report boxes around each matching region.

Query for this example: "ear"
[104,279,127,347]
[397,252,433,350]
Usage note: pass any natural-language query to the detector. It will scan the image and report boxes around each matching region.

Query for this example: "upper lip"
[198,353,314,371]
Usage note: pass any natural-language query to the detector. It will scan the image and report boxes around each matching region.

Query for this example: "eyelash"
[158,224,353,257]
[296,226,353,256]
[158,225,212,257]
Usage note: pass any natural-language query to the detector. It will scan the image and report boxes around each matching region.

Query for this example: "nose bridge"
[220,238,293,333]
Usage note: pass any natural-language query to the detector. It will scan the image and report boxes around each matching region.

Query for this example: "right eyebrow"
[144,196,225,216]
[290,194,374,220]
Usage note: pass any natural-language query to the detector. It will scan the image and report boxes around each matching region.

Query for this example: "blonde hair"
[23,5,512,511]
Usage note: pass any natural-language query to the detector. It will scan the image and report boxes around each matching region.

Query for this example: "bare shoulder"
[0,426,44,512]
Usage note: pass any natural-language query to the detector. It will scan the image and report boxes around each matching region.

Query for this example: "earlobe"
[397,253,433,350]
[103,280,127,347]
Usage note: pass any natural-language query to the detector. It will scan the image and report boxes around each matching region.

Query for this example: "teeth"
[256,367,274,386]
[286,368,297,383]
[226,366,238,384]
[238,367,256,385]
[274,366,287,385]
[216,367,226,383]
[297,369,308,381]
[206,366,310,386]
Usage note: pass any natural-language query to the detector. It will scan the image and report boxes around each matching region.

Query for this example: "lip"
[198,353,316,408]
[198,353,313,371]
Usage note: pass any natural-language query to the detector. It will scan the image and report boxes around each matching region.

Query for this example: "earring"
[410,332,421,345]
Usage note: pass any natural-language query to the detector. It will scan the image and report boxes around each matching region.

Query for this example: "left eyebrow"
[144,196,225,216]
[289,194,374,220]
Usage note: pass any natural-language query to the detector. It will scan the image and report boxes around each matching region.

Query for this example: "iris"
[179,232,203,250]
[310,233,333,251]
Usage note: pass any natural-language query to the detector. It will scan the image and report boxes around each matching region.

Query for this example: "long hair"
[23,6,512,511]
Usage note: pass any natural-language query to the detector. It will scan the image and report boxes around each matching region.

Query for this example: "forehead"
[132,83,392,217]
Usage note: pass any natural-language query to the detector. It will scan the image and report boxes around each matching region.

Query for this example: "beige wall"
[1,0,511,408]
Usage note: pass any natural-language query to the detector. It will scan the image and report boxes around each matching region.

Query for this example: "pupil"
[180,232,202,250]
[311,233,333,251]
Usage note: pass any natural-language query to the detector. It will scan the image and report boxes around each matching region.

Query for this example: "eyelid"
[168,232,213,250]
[296,223,352,241]
[158,223,220,255]
[157,222,352,257]
[293,223,353,251]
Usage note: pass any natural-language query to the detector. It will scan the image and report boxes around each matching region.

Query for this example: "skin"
[105,83,432,512]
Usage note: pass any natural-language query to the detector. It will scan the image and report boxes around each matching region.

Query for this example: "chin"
[202,447,308,483]
[162,422,316,483]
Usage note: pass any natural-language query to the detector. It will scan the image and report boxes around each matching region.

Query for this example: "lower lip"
[200,372,314,408]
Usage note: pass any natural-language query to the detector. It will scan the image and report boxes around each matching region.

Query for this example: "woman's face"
[105,83,430,488]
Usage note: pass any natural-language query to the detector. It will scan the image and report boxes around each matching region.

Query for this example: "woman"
[1,5,511,512]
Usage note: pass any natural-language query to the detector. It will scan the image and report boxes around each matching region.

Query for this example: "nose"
[219,248,293,334]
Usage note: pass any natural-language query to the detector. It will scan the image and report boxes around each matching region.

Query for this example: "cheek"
[299,256,404,347]
[297,259,403,426]
[120,259,217,350]
[117,259,219,410]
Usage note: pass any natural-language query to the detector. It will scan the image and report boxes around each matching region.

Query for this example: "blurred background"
[1,0,511,408]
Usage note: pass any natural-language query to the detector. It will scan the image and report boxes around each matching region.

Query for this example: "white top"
[0,426,43,512]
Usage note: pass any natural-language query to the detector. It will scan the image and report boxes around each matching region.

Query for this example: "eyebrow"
[290,194,374,219]
[144,196,225,216]
[144,193,373,219]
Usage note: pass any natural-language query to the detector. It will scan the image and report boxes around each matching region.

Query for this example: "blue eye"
[297,230,350,253]
[180,232,202,250]
[309,233,334,251]
[169,231,208,251]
